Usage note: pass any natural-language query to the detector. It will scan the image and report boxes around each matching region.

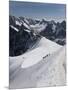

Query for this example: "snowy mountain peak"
[21,37,62,68]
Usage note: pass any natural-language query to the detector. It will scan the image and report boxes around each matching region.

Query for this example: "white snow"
[10,37,62,69]
[21,37,62,68]
[23,22,30,29]
[24,29,31,33]
[52,24,56,33]
[20,19,30,29]
[16,20,22,26]
[30,23,47,33]
[10,25,19,32]
[24,18,29,25]
[9,37,66,88]
[36,46,66,87]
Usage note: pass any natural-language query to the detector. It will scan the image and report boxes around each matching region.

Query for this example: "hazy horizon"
[9,1,66,22]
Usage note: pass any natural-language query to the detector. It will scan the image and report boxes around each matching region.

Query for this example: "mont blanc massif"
[9,15,66,89]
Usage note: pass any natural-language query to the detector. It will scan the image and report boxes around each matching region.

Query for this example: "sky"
[9,1,66,22]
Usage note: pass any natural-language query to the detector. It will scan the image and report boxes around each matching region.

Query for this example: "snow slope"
[10,37,62,69]
[9,37,66,89]
[21,37,62,68]
[10,25,19,32]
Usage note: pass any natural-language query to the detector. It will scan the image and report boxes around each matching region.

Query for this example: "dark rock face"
[9,26,39,56]
[9,26,30,56]
[40,23,54,37]
[9,16,28,30]
[9,16,39,56]
[40,20,66,45]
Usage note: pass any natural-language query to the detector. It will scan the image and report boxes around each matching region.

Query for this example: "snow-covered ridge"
[21,37,62,68]
[30,23,47,33]
[10,25,19,32]
[16,20,22,26]
[9,45,66,88]
[10,37,62,69]
[19,18,30,30]
[23,22,30,29]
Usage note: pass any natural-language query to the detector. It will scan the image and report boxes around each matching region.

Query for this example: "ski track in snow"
[9,37,66,89]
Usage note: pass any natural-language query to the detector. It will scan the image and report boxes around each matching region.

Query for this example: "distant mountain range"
[9,15,66,56]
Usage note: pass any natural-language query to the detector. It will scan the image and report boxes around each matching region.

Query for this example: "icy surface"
[9,37,66,89]
[21,37,62,68]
